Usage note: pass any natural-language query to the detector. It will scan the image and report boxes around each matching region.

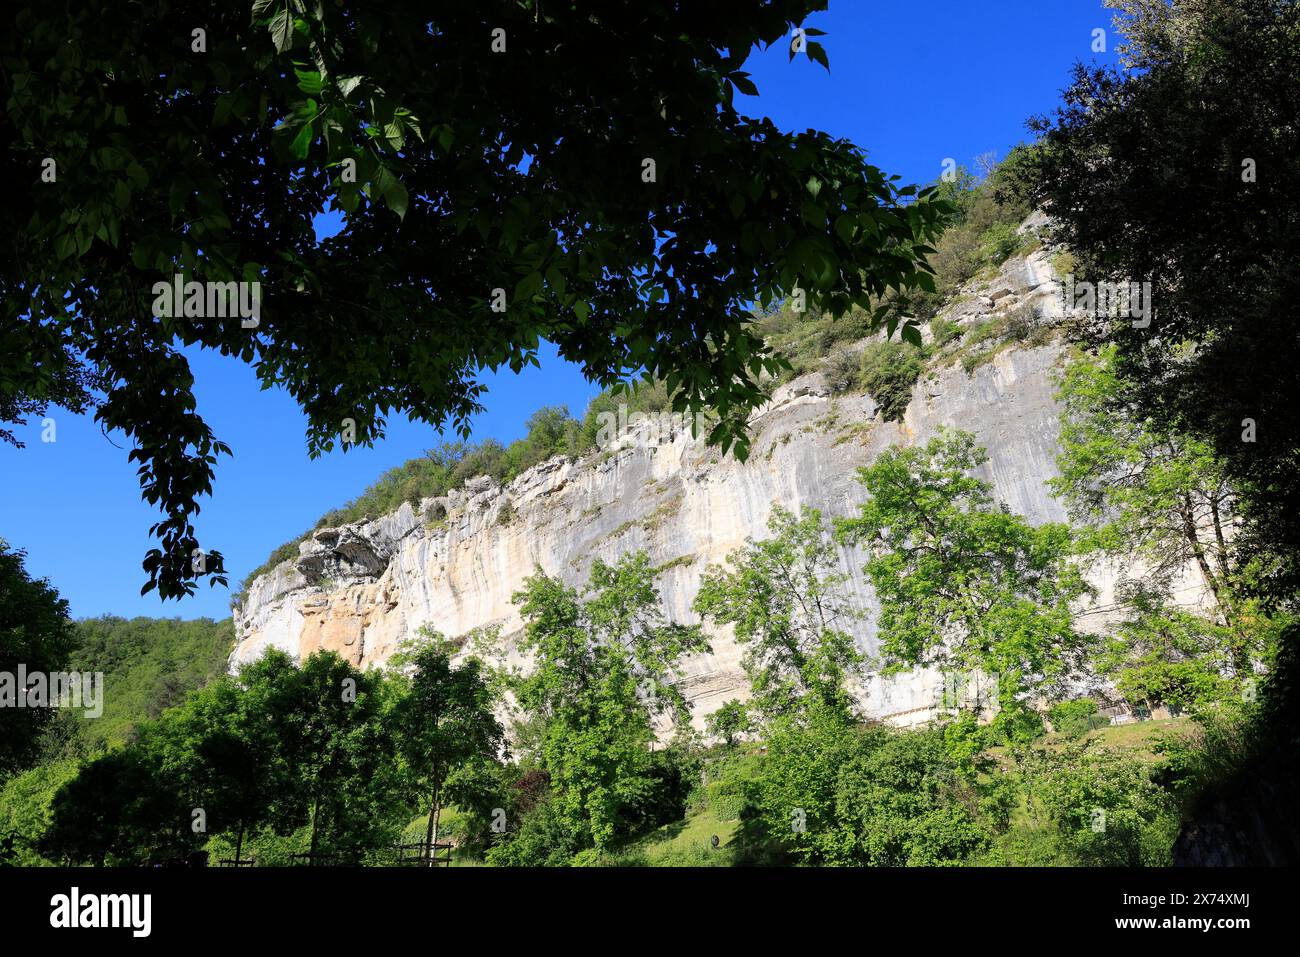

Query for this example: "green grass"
[1078,716,1193,761]
[612,806,741,867]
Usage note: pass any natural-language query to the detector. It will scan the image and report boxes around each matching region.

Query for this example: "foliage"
[836,431,1093,736]
[1007,0,1300,600]
[0,758,79,865]
[705,700,752,749]
[40,649,404,865]
[0,543,78,777]
[746,704,993,866]
[1051,347,1287,702]
[696,506,864,724]
[1047,699,1101,740]
[388,631,504,856]
[241,650,404,862]
[1051,348,1239,617]
[492,553,708,852]
[3,1,950,599]
[1017,743,1180,866]
[857,340,926,422]
[41,615,236,758]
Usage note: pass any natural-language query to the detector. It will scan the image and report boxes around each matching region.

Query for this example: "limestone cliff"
[230,239,1204,727]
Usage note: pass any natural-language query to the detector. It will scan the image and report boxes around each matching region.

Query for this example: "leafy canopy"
[491,553,707,850]
[3,1,950,599]
[836,431,1093,735]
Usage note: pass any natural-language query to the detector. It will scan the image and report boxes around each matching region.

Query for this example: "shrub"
[496,500,517,527]
[858,340,926,421]
[929,317,963,348]
[977,221,1024,266]
[1003,303,1038,342]
[704,777,748,822]
[1048,698,1100,740]
[823,348,861,394]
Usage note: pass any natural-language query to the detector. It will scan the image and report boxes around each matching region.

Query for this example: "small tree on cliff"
[390,631,504,864]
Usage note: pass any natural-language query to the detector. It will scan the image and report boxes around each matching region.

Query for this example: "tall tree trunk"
[1181,495,1232,625]
[423,789,437,866]
[423,764,442,867]
[235,820,245,864]
[432,788,443,866]
[308,791,321,865]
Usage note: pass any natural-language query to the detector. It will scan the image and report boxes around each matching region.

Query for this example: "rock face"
[229,244,1202,728]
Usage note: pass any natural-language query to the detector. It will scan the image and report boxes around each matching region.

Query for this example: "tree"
[175,676,283,864]
[42,749,159,866]
[0,542,78,777]
[389,631,504,865]
[750,702,991,866]
[239,649,401,864]
[3,1,951,599]
[836,431,1092,739]
[1052,348,1240,628]
[695,506,864,723]
[1052,347,1288,698]
[497,553,707,851]
[1006,0,1300,599]
[705,700,752,750]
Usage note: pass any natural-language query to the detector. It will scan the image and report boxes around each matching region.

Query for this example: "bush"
[704,777,748,822]
[858,340,926,421]
[929,317,962,348]
[1003,303,1038,342]
[1027,745,1180,866]
[823,348,861,394]
[977,221,1024,266]
[1049,699,1100,740]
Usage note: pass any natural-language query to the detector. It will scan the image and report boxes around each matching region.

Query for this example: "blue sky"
[0,0,1119,620]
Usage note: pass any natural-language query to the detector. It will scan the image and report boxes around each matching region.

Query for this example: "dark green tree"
[0,542,78,778]
[1006,0,1300,597]
[239,649,402,864]
[389,631,504,864]
[3,1,950,599]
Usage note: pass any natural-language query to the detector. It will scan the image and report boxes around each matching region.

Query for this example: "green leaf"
[270,9,294,52]
[728,72,758,97]
[383,119,405,151]
[294,67,324,96]
[289,120,314,160]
